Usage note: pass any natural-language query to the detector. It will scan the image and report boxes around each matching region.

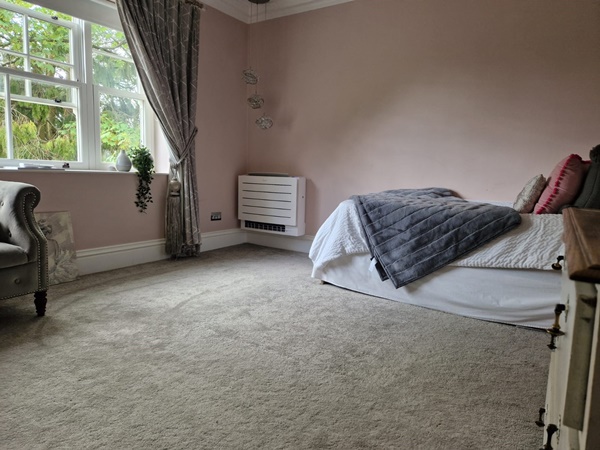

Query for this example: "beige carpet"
[1,244,548,449]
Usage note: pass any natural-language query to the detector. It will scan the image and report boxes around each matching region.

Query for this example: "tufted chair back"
[0,181,48,316]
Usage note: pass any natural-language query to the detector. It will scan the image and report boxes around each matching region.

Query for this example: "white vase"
[116,149,132,172]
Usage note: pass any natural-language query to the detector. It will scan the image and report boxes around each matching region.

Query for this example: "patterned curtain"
[117,0,203,257]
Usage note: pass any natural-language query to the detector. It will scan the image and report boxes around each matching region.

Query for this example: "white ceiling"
[201,0,356,23]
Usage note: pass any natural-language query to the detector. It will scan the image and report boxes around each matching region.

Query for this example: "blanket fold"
[351,188,521,288]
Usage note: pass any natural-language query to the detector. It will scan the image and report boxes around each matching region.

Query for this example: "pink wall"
[247,0,600,235]
[0,5,248,250]
[0,171,167,250]
[196,7,248,233]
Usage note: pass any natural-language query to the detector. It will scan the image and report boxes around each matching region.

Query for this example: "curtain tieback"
[170,127,198,170]
[169,178,182,197]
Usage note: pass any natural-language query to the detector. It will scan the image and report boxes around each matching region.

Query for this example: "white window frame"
[0,0,154,170]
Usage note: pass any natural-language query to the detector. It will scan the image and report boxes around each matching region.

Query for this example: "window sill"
[0,167,168,175]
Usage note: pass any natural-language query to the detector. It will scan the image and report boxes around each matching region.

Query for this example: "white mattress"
[310,199,564,329]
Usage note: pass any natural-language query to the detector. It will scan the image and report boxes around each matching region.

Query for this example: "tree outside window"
[0,0,149,168]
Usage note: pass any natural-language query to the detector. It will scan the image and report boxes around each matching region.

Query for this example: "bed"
[309,194,564,330]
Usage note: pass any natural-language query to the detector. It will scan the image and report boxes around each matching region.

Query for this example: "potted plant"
[129,146,154,213]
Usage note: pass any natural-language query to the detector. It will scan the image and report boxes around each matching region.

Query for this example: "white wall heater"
[238,174,306,236]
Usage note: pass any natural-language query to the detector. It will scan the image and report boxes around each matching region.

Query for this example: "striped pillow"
[534,154,588,214]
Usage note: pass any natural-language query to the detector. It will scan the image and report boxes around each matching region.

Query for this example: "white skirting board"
[76,229,314,275]
[245,230,313,254]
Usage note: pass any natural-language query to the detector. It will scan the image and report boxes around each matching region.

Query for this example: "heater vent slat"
[241,191,291,203]
[244,221,286,233]
[238,175,306,237]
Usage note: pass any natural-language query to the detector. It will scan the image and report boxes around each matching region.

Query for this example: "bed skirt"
[315,253,561,330]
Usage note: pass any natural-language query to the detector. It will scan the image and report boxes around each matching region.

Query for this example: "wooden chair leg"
[34,291,47,317]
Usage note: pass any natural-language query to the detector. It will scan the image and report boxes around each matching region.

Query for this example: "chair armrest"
[0,181,47,267]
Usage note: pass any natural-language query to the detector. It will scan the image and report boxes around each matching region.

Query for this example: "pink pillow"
[534,154,587,214]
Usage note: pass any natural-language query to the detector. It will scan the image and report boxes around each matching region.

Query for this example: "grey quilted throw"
[351,188,521,288]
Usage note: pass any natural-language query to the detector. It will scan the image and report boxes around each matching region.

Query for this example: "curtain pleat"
[117,0,203,257]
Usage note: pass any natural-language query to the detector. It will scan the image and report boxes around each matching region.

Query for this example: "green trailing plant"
[129,146,155,213]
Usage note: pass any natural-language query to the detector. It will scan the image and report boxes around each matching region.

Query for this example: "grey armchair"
[0,181,48,316]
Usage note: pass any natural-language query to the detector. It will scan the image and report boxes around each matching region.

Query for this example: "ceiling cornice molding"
[202,0,356,23]
[263,0,355,21]
[202,0,250,22]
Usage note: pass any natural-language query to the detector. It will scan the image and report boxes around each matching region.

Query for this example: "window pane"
[8,76,24,95]
[9,77,73,103]
[32,81,73,103]
[92,24,131,60]
[93,54,138,92]
[99,93,142,162]
[31,57,73,80]
[92,24,139,92]
[0,3,150,169]
[0,8,24,53]
[11,100,77,160]
[29,17,71,64]
[0,50,24,69]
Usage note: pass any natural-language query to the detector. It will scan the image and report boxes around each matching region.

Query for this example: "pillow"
[513,174,546,213]
[573,145,600,209]
[534,154,587,214]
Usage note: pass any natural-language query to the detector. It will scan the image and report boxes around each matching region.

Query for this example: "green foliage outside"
[0,0,142,163]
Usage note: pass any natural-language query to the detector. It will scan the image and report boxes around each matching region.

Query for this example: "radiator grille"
[244,221,286,233]
[238,175,306,236]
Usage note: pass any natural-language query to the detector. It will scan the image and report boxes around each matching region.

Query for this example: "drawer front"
[543,271,600,450]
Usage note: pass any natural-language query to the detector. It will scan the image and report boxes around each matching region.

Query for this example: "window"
[0,0,153,169]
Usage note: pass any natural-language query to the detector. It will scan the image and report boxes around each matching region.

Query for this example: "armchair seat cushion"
[0,242,28,269]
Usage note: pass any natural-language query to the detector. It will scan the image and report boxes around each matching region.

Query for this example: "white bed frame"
[316,253,561,329]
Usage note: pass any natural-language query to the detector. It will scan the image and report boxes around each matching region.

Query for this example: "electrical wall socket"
[210,212,221,221]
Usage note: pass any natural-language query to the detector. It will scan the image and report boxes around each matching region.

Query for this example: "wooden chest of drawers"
[541,208,600,450]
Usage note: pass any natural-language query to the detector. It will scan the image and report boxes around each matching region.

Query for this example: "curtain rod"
[106,0,205,8]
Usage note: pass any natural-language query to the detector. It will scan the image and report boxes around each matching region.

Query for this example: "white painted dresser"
[540,208,600,450]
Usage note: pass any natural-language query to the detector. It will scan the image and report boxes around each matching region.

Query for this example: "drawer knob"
[540,423,558,450]
[551,255,564,270]
[546,304,565,349]
[535,407,545,427]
